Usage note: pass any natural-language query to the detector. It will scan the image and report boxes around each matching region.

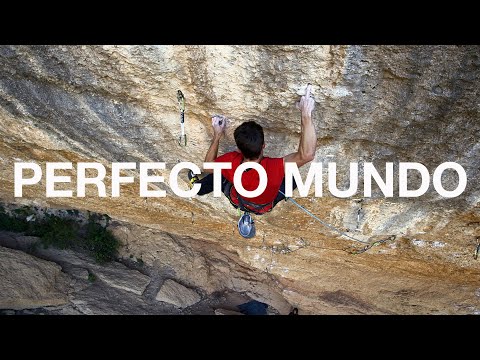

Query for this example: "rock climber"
[189,84,316,238]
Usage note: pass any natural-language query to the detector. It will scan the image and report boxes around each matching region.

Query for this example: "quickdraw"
[177,90,187,146]
[347,235,397,255]
[474,237,480,260]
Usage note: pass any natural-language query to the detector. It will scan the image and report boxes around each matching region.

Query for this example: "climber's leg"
[189,171,214,195]
[189,171,233,198]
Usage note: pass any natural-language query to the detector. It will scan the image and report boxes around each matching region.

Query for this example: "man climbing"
[189,84,316,238]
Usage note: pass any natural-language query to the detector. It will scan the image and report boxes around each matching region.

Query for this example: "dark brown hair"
[234,121,264,159]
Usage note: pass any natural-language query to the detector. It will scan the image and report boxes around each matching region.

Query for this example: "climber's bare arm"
[203,116,226,174]
[283,84,317,168]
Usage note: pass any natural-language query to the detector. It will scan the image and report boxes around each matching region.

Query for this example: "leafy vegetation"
[85,218,119,264]
[0,204,119,264]
[0,205,29,232]
[88,272,97,282]
[27,214,79,250]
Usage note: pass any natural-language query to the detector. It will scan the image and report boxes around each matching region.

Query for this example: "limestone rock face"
[33,248,151,296]
[0,246,70,309]
[155,279,201,308]
[1,46,480,314]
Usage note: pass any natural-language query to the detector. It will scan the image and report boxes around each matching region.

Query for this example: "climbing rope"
[279,190,369,244]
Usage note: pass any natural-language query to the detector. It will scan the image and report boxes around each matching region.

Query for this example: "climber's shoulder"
[260,156,284,166]
[215,151,242,163]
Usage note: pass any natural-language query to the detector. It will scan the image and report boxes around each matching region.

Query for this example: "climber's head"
[234,121,265,160]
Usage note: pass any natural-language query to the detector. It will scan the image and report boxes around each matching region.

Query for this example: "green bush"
[13,206,35,217]
[0,203,119,264]
[27,214,79,250]
[0,206,29,232]
[85,221,119,264]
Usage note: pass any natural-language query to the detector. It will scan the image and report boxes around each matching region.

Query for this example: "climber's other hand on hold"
[212,115,226,138]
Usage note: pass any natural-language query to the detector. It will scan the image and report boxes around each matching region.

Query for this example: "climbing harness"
[278,190,369,244]
[221,176,272,215]
[236,192,273,215]
[223,158,274,215]
[177,90,187,146]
